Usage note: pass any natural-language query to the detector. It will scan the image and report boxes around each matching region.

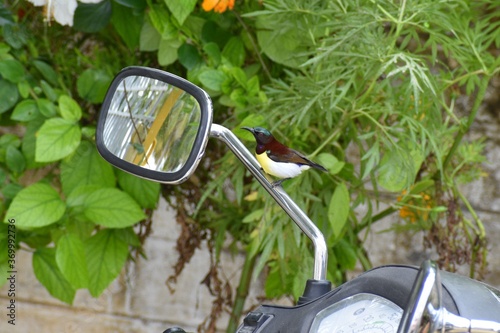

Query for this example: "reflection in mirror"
[102,75,201,173]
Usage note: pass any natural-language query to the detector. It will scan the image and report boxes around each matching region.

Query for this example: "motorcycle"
[95,66,500,333]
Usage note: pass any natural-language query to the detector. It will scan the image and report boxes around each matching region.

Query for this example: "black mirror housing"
[96,66,213,184]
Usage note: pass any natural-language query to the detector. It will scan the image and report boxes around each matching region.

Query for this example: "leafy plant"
[0,3,159,304]
[0,1,498,333]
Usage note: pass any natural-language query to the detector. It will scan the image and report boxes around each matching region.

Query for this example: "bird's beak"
[241,127,254,134]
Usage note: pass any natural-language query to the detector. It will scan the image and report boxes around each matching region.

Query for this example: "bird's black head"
[242,126,274,145]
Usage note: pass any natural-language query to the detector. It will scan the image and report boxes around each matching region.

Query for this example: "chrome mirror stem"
[469,319,500,333]
[439,310,500,333]
[209,124,328,281]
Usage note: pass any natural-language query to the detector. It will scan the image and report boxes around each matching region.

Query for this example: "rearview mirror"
[96,67,212,184]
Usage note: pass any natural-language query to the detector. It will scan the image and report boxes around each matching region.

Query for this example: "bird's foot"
[271,178,290,188]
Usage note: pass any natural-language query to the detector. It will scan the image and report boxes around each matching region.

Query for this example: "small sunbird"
[242,126,327,186]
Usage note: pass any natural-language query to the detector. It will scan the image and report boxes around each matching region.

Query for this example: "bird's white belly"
[256,152,310,179]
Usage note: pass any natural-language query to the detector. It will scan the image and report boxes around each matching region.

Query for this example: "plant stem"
[234,12,272,82]
[441,77,489,171]
[354,206,396,234]
[456,188,484,238]
[226,251,257,333]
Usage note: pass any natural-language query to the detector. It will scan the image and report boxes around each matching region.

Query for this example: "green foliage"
[6,183,66,228]
[235,0,498,287]
[0,3,159,304]
[33,248,76,304]
[0,1,498,330]
[85,229,130,297]
[328,182,350,240]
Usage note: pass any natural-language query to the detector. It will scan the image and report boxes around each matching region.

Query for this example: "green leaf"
[37,98,57,118]
[66,185,102,209]
[0,59,24,83]
[6,146,25,174]
[40,80,58,101]
[246,75,260,96]
[2,183,22,200]
[0,168,6,185]
[317,153,345,175]
[81,126,96,139]
[11,100,39,122]
[2,23,28,49]
[230,67,247,88]
[222,37,245,67]
[242,209,264,223]
[56,233,88,289]
[199,69,228,91]
[377,148,422,192]
[84,188,146,228]
[77,69,112,104]
[0,133,20,149]
[201,21,230,48]
[333,239,357,270]
[66,219,94,240]
[158,38,182,66]
[164,0,197,25]
[178,43,202,70]
[139,20,161,52]
[5,183,65,228]
[61,141,115,196]
[114,227,141,247]
[117,170,160,209]
[0,6,15,26]
[33,248,76,304]
[58,95,82,121]
[35,118,81,162]
[32,60,59,86]
[17,80,31,98]
[229,88,246,108]
[0,261,9,289]
[409,179,434,196]
[21,118,44,169]
[111,2,143,49]
[328,182,350,239]
[85,229,129,297]
[0,77,18,113]
[256,28,307,68]
[203,42,221,66]
[73,0,112,33]
[114,0,146,9]
[148,4,177,39]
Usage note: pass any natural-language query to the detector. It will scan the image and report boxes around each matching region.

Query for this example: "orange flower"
[202,0,235,13]
[398,191,433,223]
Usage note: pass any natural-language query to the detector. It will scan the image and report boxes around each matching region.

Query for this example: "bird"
[242,126,327,186]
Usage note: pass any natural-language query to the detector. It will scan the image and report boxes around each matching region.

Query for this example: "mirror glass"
[102,75,202,173]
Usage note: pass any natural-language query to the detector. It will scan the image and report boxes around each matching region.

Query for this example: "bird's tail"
[310,161,328,172]
[303,157,327,172]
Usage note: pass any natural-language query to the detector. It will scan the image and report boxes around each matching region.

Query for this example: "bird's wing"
[267,149,327,172]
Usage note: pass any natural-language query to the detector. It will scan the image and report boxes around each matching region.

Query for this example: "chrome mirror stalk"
[210,123,328,282]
